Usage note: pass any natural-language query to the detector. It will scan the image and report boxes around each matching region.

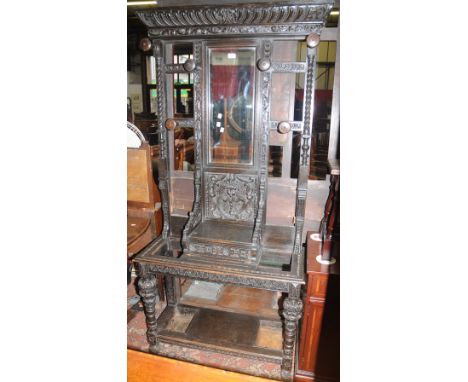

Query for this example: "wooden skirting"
[127,349,276,382]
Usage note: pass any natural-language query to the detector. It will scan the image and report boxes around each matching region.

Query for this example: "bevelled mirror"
[207,46,256,165]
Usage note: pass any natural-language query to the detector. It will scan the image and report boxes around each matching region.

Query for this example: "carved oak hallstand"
[133,1,333,380]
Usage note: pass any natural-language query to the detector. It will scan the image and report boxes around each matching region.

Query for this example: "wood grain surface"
[127,349,276,382]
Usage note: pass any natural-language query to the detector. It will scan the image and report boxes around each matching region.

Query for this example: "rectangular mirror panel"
[208,47,255,165]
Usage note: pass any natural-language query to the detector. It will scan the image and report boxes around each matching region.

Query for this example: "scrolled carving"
[137,4,332,28]
[282,298,303,322]
[205,173,258,222]
[281,296,303,379]
[165,63,186,73]
[182,42,203,249]
[148,23,324,38]
[145,263,291,292]
[271,62,306,73]
[270,121,303,131]
[252,40,272,245]
[154,40,170,241]
[189,243,252,260]
[137,274,159,346]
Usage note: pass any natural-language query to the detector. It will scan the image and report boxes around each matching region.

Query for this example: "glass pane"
[209,47,255,165]
[146,56,156,85]
[268,146,283,177]
[150,88,158,114]
[173,85,193,116]
[174,126,195,171]
[310,41,336,180]
[179,54,189,64]
[177,73,189,85]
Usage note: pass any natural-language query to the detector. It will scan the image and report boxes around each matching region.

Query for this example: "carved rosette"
[282,297,304,322]
[205,173,258,221]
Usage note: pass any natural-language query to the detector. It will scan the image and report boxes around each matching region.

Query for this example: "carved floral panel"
[204,172,258,221]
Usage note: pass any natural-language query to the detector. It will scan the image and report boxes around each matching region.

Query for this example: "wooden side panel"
[298,291,326,372]
[307,274,328,300]
[128,148,152,204]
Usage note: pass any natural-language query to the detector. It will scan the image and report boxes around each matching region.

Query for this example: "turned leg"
[281,285,303,381]
[137,271,159,351]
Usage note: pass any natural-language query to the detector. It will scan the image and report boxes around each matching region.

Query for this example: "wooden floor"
[128,349,277,382]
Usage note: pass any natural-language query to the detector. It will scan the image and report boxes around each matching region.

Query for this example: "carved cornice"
[137,4,332,28]
[148,23,323,38]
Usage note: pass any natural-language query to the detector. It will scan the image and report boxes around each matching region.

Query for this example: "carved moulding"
[270,121,303,131]
[204,172,258,222]
[137,4,332,28]
[174,118,194,128]
[144,263,297,292]
[165,63,187,73]
[252,39,272,245]
[182,41,203,249]
[154,41,171,242]
[154,337,282,365]
[148,23,324,38]
[271,62,306,73]
[188,242,252,261]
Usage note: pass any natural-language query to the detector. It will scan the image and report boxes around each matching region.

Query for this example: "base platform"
[154,303,284,364]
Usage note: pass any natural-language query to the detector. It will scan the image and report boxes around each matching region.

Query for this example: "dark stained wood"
[132,2,334,380]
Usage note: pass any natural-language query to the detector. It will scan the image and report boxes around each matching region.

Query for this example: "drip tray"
[157,304,283,362]
[187,309,258,347]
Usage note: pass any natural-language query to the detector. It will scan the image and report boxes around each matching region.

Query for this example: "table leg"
[281,284,303,381]
[137,268,159,351]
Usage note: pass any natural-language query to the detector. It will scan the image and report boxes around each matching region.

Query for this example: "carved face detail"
[205,173,257,221]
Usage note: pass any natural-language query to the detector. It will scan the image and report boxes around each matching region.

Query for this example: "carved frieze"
[270,121,303,131]
[188,243,252,260]
[138,4,332,28]
[165,63,187,73]
[148,23,323,38]
[204,172,258,221]
[146,263,291,292]
[271,62,307,73]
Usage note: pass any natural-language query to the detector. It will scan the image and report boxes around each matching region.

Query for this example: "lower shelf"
[155,304,284,364]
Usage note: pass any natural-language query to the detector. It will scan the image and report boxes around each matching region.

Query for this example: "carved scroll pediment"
[137,3,333,28]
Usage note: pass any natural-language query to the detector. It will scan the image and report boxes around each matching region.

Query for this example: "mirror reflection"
[173,44,193,118]
[209,47,255,165]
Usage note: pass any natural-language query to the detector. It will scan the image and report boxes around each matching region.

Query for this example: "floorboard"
[128,349,277,382]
